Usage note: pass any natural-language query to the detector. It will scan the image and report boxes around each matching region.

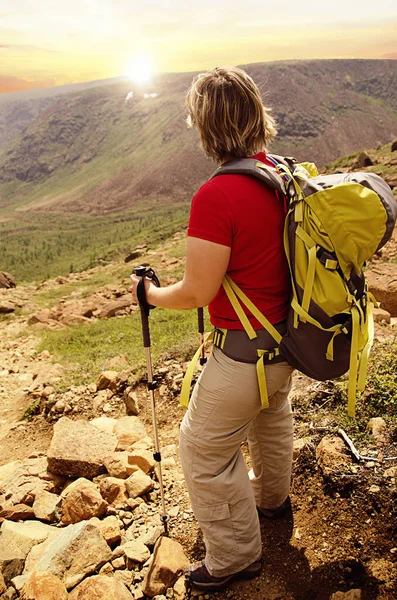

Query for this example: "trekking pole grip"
[133,266,160,348]
[197,307,205,334]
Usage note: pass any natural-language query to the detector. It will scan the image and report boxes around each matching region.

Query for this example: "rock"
[366,417,389,445]
[96,372,119,392]
[142,537,189,598]
[2,588,17,599]
[29,364,64,390]
[29,521,112,589]
[173,576,186,600]
[384,466,397,478]
[0,457,65,507]
[123,540,150,565]
[114,570,134,588]
[0,272,16,289]
[61,478,107,525]
[68,575,133,599]
[0,572,6,594]
[138,526,163,549]
[330,590,361,600]
[115,417,147,450]
[89,515,121,547]
[372,307,391,324]
[28,310,51,326]
[20,571,68,600]
[90,417,118,435]
[366,264,397,316]
[0,301,15,314]
[32,491,61,523]
[356,152,373,168]
[391,140,397,152]
[293,437,311,460]
[0,520,56,584]
[316,435,349,475]
[128,450,156,474]
[124,390,139,416]
[125,471,154,498]
[103,453,139,479]
[112,557,126,569]
[97,296,132,319]
[47,417,117,479]
[98,562,113,575]
[0,504,35,521]
[99,477,128,506]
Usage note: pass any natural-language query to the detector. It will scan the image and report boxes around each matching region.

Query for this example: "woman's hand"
[129,274,156,306]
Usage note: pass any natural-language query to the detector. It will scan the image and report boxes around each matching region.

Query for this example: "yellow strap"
[347,306,360,417]
[224,276,283,344]
[256,354,269,409]
[301,244,317,315]
[326,329,343,361]
[357,299,374,392]
[180,331,214,408]
[295,225,316,249]
[291,297,341,334]
[223,277,257,340]
[294,200,304,222]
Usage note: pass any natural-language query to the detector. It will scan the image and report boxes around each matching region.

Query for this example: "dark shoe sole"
[187,560,262,592]
[257,496,291,519]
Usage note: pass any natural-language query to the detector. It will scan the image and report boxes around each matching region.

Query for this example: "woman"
[130,66,294,592]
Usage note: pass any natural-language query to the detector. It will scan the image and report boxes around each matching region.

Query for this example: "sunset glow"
[0,0,396,93]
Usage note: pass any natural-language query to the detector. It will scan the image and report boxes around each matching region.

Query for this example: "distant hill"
[0,59,396,219]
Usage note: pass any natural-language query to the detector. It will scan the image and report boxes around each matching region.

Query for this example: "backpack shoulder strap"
[210,157,288,196]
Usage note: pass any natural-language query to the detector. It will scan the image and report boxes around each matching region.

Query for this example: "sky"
[1,0,397,93]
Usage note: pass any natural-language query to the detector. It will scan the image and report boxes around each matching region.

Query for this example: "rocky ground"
[0,229,396,600]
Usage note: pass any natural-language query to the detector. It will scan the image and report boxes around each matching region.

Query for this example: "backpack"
[180,155,397,417]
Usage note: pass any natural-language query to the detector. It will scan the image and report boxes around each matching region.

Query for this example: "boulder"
[61,478,107,525]
[0,457,65,507]
[128,450,155,474]
[0,504,35,521]
[123,390,139,416]
[68,574,133,599]
[356,152,373,168]
[103,453,139,479]
[28,521,112,589]
[125,470,154,498]
[90,417,118,436]
[0,272,16,289]
[114,417,147,450]
[99,477,128,506]
[142,536,189,598]
[391,140,397,152]
[47,417,117,479]
[330,590,361,600]
[89,515,121,547]
[20,571,68,600]
[0,520,56,583]
[32,491,62,523]
[366,264,397,316]
[96,372,119,392]
[372,307,391,324]
[123,540,150,565]
[316,435,349,475]
[0,572,6,594]
[0,301,15,314]
[137,525,163,549]
[97,296,132,319]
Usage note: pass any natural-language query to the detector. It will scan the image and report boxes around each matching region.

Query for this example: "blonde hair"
[186,66,277,163]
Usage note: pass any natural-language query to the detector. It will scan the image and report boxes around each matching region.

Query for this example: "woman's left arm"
[130,236,231,310]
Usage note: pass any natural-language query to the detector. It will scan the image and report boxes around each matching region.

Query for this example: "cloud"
[0,75,56,94]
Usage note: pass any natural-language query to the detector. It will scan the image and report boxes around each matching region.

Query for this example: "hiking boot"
[257,496,291,519]
[185,558,262,592]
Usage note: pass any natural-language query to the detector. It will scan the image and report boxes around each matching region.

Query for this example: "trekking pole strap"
[133,266,160,318]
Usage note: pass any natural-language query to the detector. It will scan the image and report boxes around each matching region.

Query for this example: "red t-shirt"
[187,152,291,330]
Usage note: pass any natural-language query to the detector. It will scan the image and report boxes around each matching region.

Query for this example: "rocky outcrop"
[0,272,16,289]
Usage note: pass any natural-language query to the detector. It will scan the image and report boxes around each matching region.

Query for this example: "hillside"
[1,59,396,215]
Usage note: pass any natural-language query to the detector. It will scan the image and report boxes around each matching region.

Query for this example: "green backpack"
[181,156,397,417]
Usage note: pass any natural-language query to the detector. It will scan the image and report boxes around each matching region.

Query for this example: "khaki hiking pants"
[180,346,294,577]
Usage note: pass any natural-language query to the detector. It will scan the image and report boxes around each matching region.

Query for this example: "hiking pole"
[197,307,207,366]
[133,265,169,535]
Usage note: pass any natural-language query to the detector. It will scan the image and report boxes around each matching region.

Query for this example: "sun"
[124,53,156,87]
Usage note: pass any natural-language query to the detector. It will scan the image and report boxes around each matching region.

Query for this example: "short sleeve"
[187,179,233,247]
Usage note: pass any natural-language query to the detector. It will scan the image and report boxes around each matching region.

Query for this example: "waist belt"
[213,324,287,364]
[180,323,287,411]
